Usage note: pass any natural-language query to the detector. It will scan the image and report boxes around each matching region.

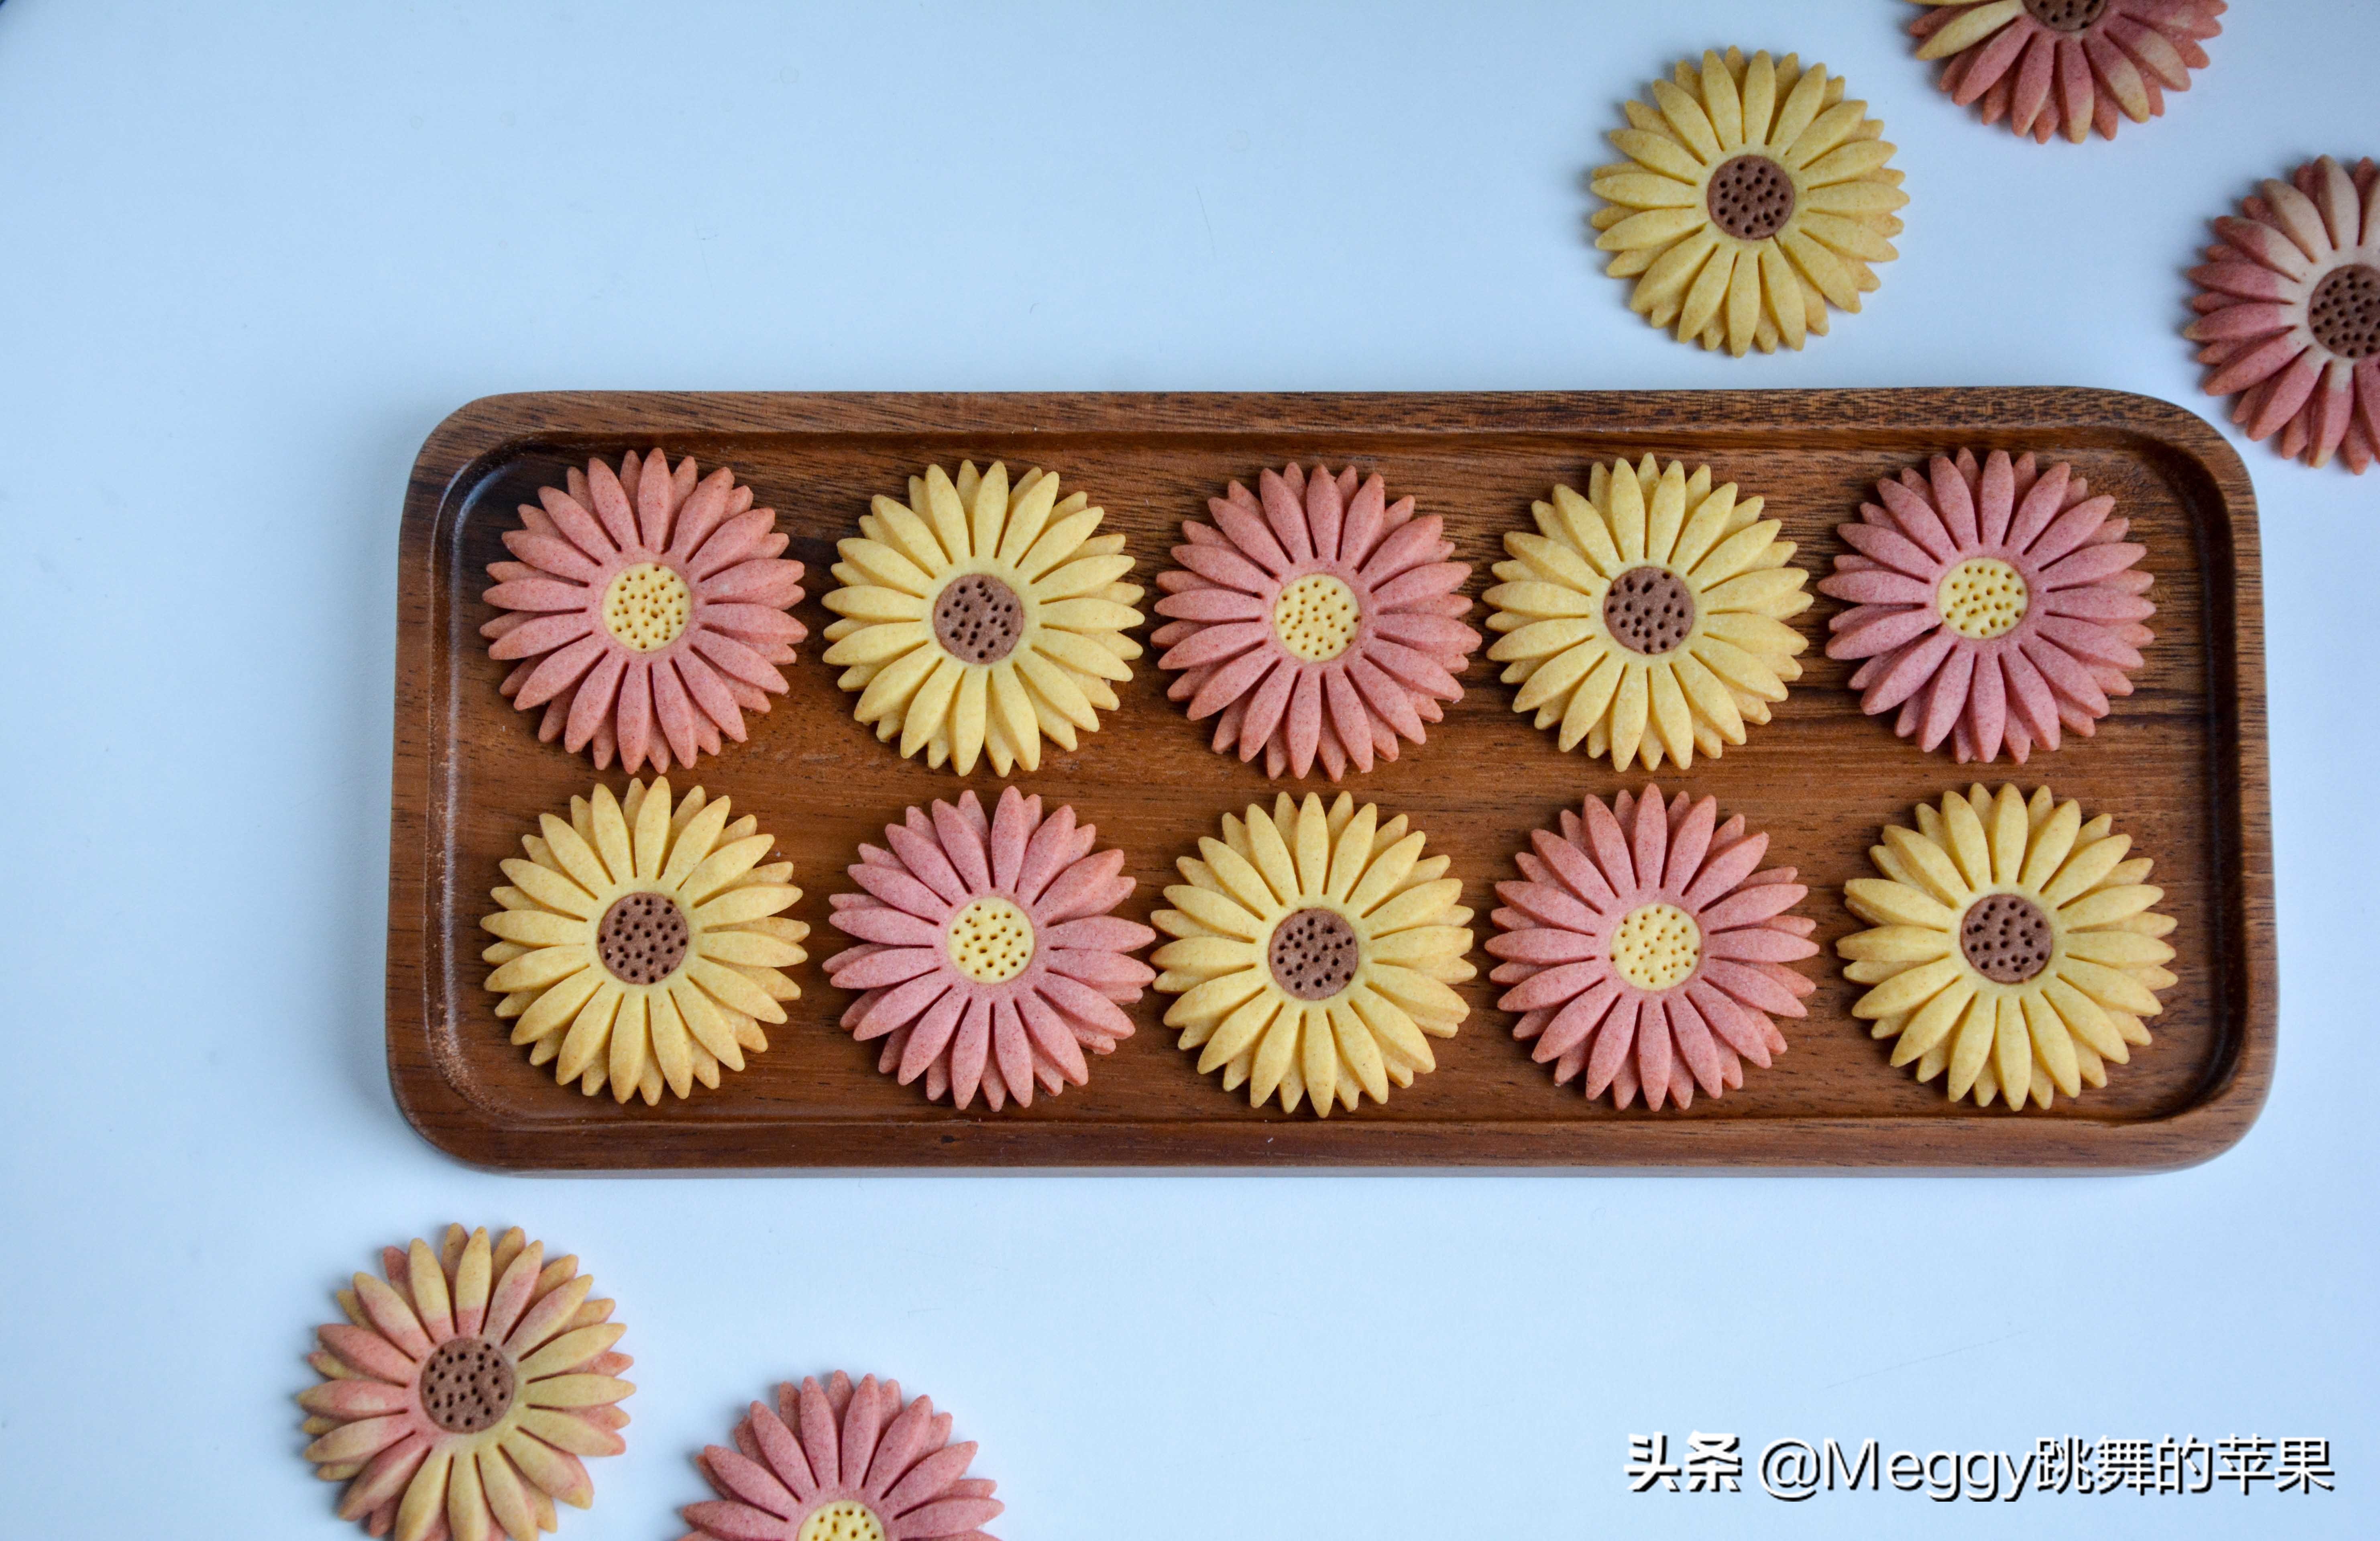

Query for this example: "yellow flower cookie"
[1485,456,1809,769]
[1840,785,2176,1110]
[1153,793,1474,1116]
[480,778,805,1104]
[823,462,1144,775]
[1591,48,1908,354]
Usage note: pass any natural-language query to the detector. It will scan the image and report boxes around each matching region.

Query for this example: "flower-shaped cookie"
[1486,456,1809,770]
[1591,48,1907,354]
[1841,785,2175,1109]
[483,450,805,774]
[1820,450,2154,764]
[1152,463,1478,779]
[1154,793,1474,1116]
[2187,155,2380,473]
[481,778,805,1105]
[1908,1,2224,145]
[1489,788,1816,1110]
[823,462,1144,775]
[681,1373,1002,1541]
[298,1225,631,1541]
[826,788,1154,1110]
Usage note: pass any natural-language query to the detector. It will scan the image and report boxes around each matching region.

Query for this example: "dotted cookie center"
[417,1336,517,1435]
[948,896,1035,984]
[1268,907,1360,1001]
[1705,154,1796,242]
[2309,263,2380,362]
[1611,902,1701,992]
[1936,557,2029,640]
[1271,573,1362,662]
[602,562,692,652]
[933,573,1025,665]
[1961,893,2056,984]
[1602,566,1696,656]
[796,1501,887,1541]
[597,891,691,985]
[2023,0,2110,31]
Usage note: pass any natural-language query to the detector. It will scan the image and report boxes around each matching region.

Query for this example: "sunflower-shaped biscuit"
[1152,463,1479,780]
[1591,48,1907,355]
[482,449,805,774]
[1154,793,1474,1116]
[823,461,1144,775]
[1841,785,2175,1110]
[298,1225,632,1541]
[481,778,806,1105]
[826,787,1156,1111]
[680,1373,1003,1541]
[1820,449,2155,763]
[1486,457,1810,770]
[1909,0,2224,146]
[2187,156,2380,473]
[1489,787,1816,1110]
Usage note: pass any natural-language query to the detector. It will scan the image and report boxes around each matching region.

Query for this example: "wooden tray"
[387,390,2270,1170]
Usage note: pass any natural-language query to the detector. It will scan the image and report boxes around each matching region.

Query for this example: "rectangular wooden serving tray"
[387,389,2271,1171]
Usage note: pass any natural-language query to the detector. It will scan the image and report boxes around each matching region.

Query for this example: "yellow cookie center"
[797,1500,886,1541]
[1935,558,2028,640]
[1611,903,1701,992]
[947,896,1034,984]
[602,562,692,652]
[1272,573,1361,662]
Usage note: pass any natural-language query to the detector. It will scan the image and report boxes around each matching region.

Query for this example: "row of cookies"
[482,448,2156,780]
[482,781,2172,1119]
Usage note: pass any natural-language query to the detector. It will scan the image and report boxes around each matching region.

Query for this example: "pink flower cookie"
[483,449,806,773]
[827,788,1155,1109]
[1152,463,1478,780]
[1819,450,2154,764]
[2187,155,2380,472]
[1908,1,2223,145]
[1489,788,1816,1110]
[681,1372,1002,1541]
[297,1225,632,1541]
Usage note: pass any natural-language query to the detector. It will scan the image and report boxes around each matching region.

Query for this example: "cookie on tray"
[1152,463,1478,780]
[483,449,806,774]
[822,462,1143,775]
[1154,793,1474,1117]
[826,788,1155,1111]
[481,777,805,1105]
[1820,449,2155,763]
[1489,787,1816,1110]
[1485,456,1810,770]
[1840,784,2175,1109]
[297,1225,632,1541]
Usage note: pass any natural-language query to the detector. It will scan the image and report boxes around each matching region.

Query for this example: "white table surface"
[2,2,2372,1536]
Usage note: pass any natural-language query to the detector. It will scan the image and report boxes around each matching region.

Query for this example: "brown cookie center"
[1602,566,1696,655]
[1268,907,1360,1001]
[2023,0,2110,30]
[1960,893,2055,985]
[418,1336,517,1435]
[1705,154,1796,242]
[597,891,690,985]
[933,573,1025,665]
[2309,263,2380,362]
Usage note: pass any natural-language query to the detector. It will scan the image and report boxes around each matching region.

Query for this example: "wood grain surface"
[386,390,2270,1170]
